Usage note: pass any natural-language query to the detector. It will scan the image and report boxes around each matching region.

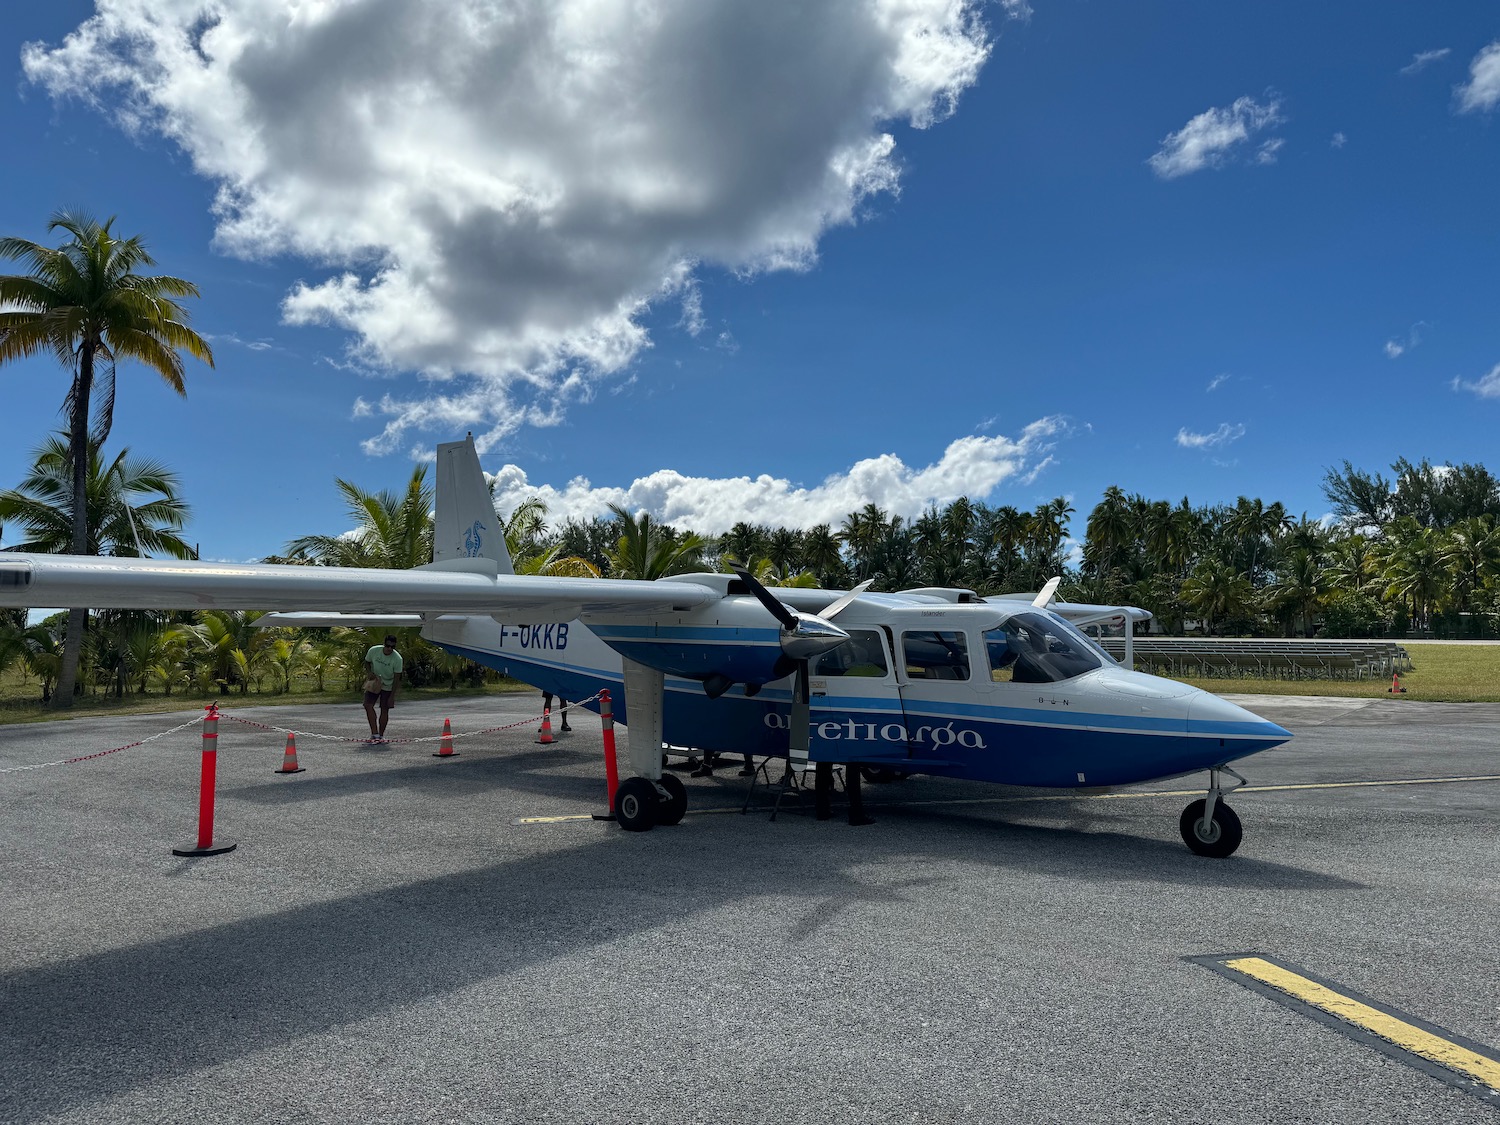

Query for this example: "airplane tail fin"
[431,436,514,574]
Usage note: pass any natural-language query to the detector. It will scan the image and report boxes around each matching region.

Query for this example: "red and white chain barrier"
[219,689,606,746]
[0,690,607,774]
[0,713,206,774]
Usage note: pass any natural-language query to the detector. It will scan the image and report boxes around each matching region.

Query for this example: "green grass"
[0,676,536,725]
[1172,643,1500,703]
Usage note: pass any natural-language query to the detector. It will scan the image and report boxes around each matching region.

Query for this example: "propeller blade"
[788,661,811,774]
[729,558,850,661]
[727,559,799,630]
[819,578,875,621]
[1032,575,1062,609]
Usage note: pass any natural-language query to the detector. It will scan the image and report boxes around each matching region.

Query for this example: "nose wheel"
[1180,766,1245,858]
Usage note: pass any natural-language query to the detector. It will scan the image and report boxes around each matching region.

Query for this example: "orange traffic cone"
[276,731,305,774]
[1388,672,1407,693]
[433,717,459,758]
[536,707,555,745]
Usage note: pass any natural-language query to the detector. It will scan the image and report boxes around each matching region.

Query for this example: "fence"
[1097,638,1413,681]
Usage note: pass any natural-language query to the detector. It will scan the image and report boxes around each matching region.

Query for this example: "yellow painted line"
[517,774,1500,824]
[1223,956,1500,1094]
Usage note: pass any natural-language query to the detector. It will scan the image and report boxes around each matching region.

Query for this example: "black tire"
[1179,798,1243,858]
[615,777,658,832]
[655,773,688,826]
[859,766,908,784]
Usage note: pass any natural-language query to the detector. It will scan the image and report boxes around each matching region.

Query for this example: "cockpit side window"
[984,611,1101,684]
[900,630,970,681]
[811,629,889,678]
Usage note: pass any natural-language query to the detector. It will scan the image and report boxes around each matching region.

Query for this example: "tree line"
[7,209,1499,707]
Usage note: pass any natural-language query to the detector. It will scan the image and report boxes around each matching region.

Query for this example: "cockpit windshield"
[984,611,1102,684]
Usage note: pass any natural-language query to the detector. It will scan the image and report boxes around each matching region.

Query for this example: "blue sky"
[2,2,1497,563]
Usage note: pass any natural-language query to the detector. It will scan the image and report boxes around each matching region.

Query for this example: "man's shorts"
[364,689,394,707]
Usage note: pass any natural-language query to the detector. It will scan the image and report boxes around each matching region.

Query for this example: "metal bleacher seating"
[1095,638,1413,681]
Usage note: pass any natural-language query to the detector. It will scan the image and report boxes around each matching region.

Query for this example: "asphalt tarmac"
[1,692,1496,1124]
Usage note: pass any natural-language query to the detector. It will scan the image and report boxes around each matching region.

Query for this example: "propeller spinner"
[727,563,871,774]
[727,561,853,663]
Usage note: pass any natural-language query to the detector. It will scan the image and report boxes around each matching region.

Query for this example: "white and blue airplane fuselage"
[426,590,1288,791]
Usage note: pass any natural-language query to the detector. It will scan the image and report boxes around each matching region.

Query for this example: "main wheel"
[615,776,659,832]
[859,766,908,784]
[655,773,688,826]
[1179,798,1243,858]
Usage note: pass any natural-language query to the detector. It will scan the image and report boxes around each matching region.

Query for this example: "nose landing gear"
[1180,765,1245,858]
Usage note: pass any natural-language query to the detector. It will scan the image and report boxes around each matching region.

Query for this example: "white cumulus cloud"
[487,417,1067,534]
[1452,363,1500,399]
[1456,41,1500,113]
[1175,423,1246,450]
[1148,95,1285,180]
[23,0,992,454]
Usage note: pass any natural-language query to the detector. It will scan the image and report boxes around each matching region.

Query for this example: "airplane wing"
[0,555,720,621]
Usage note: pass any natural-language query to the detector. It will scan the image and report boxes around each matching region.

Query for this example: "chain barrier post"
[592,689,619,821]
[173,702,237,857]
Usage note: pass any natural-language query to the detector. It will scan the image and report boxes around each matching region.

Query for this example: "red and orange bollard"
[173,703,237,857]
[592,689,620,821]
[536,707,555,744]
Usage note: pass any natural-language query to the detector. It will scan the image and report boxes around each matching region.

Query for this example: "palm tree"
[1267,549,1326,637]
[605,504,706,579]
[501,497,548,561]
[1441,516,1500,614]
[800,524,844,587]
[285,466,434,569]
[1083,486,1133,579]
[0,435,194,558]
[0,211,213,707]
[839,503,889,581]
[1376,520,1444,631]
[1181,558,1256,635]
[516,543,602,577]
[185,609,268,694]
[1322,533,1378,599]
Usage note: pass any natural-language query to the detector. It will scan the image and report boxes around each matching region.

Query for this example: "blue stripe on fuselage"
[440,642,1282,787]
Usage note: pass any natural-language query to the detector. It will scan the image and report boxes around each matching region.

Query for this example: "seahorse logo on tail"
[464,520,487,558]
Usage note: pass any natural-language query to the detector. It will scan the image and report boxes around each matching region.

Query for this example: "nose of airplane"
[1187,690,1292,746]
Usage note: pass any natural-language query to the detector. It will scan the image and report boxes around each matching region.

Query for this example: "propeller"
[727,561,852,663]
[818,578,875,621]
[728,561,859,773]
[1032,575,1062,609]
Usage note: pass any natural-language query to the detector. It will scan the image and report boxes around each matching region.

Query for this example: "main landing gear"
[613,774,688,832]
[1180,765,1245,858]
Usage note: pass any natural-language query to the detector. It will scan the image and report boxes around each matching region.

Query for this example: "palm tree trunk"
[51,350,94,709]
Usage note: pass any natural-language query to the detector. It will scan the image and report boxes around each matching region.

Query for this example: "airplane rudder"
[434,435,513,573]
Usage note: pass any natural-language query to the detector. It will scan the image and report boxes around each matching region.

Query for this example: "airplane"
[0,436,1291,857]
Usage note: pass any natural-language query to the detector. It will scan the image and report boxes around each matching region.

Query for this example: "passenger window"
[984,612,1100,684]
[901,630,970,681]
[811,629,889,678]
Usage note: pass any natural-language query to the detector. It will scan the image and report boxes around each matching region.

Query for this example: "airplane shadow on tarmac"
[221,741,610,805]
[0,784,1361,1122]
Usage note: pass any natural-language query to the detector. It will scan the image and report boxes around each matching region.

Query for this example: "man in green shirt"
[362,634,403,743]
